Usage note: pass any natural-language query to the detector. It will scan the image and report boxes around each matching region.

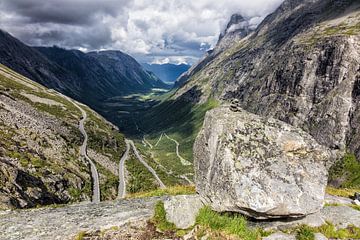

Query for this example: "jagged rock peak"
[219,14,251,41]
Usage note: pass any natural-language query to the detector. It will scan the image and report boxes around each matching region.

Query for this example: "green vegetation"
[328,152,360,188]
[0,64,126,206]
[98,87,219,187]
[85,109,126,168]
[135,140,191,186]
[302,21,360,47]
[325,202,360,212]
[195,206,262,240]
[326,186,360,198]
[126,185,196,199]
[92,163,119,201]
[295,225,315,240]
[74,231,86,240]
[289,223,360,240]
[152,201,177,231]
[137,98,219,177]
[322,22,360,36]
[126,154,158,193]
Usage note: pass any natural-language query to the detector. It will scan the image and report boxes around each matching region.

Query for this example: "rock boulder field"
[194,106,339,219]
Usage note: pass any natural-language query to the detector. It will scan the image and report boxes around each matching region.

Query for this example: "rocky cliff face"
[217,14,253,53]
[175,13,252,88]
[0,64,125,209]
[175,0,360,159]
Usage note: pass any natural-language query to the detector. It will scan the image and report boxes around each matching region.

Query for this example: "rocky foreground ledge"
[1,194,359,240]
[0,198,163,240]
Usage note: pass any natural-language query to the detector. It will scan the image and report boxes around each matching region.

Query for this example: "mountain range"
[0,0,359,214]
[0,30,168,109]
[142,63,190,85]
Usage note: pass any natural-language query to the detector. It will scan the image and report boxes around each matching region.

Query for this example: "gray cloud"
[1,0,125,25]
[0,0,284,64]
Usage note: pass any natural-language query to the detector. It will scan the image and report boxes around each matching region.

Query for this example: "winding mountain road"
[146,133,194,185]
[128,140,166,189]
[154,133,163,147]
[73,102,101,203]
[118,140,130,199]
[143,136,153,149]
[164,133,192,166]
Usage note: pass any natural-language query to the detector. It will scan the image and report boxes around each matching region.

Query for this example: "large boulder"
[194,106,338,219]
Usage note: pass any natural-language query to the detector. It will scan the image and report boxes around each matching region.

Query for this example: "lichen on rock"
[194,106,339,219]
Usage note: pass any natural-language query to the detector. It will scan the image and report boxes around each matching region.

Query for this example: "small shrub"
[296,225,315,240]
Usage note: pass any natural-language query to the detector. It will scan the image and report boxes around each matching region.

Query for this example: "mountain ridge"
[170,0,360,158]
[142,63,190,85]
[0,30,168,110]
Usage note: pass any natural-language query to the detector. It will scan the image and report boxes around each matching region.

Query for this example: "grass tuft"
[328,153,360,189]
[296,225,315,240]
[126,185,196,199]
[289,223,360,240]
[195,206,261,240]
[74,231,86,240]
[326,186,360,198]
[151,201,176,232]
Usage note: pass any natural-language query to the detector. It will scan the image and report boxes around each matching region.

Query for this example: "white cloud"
[0,0,284,64]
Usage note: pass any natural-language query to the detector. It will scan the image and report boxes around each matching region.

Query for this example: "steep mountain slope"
[35,47,169,104]
[88,51,168,90]
[0,64,126,209]
[172,0,360,159]
[0,30,77,95]
[142,63,190,84]
[0,30,167,109]
[175,13,253,88]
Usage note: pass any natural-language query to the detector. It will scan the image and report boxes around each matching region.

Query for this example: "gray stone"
[163,195,205,229]
[254,205,360,232]
[254,211,325,231]
[314,233,328,240]
[262,232,296,240]
[321,206,360,229]
[0,197,163,240]
[354,192,360,201]
[194,106,338,219]
[324,194,352,205]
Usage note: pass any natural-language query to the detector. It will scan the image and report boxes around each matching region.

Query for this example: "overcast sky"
[0,0,283,64]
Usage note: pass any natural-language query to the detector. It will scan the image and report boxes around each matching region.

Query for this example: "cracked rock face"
[194,106,338,219]
[175,0,360,159]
